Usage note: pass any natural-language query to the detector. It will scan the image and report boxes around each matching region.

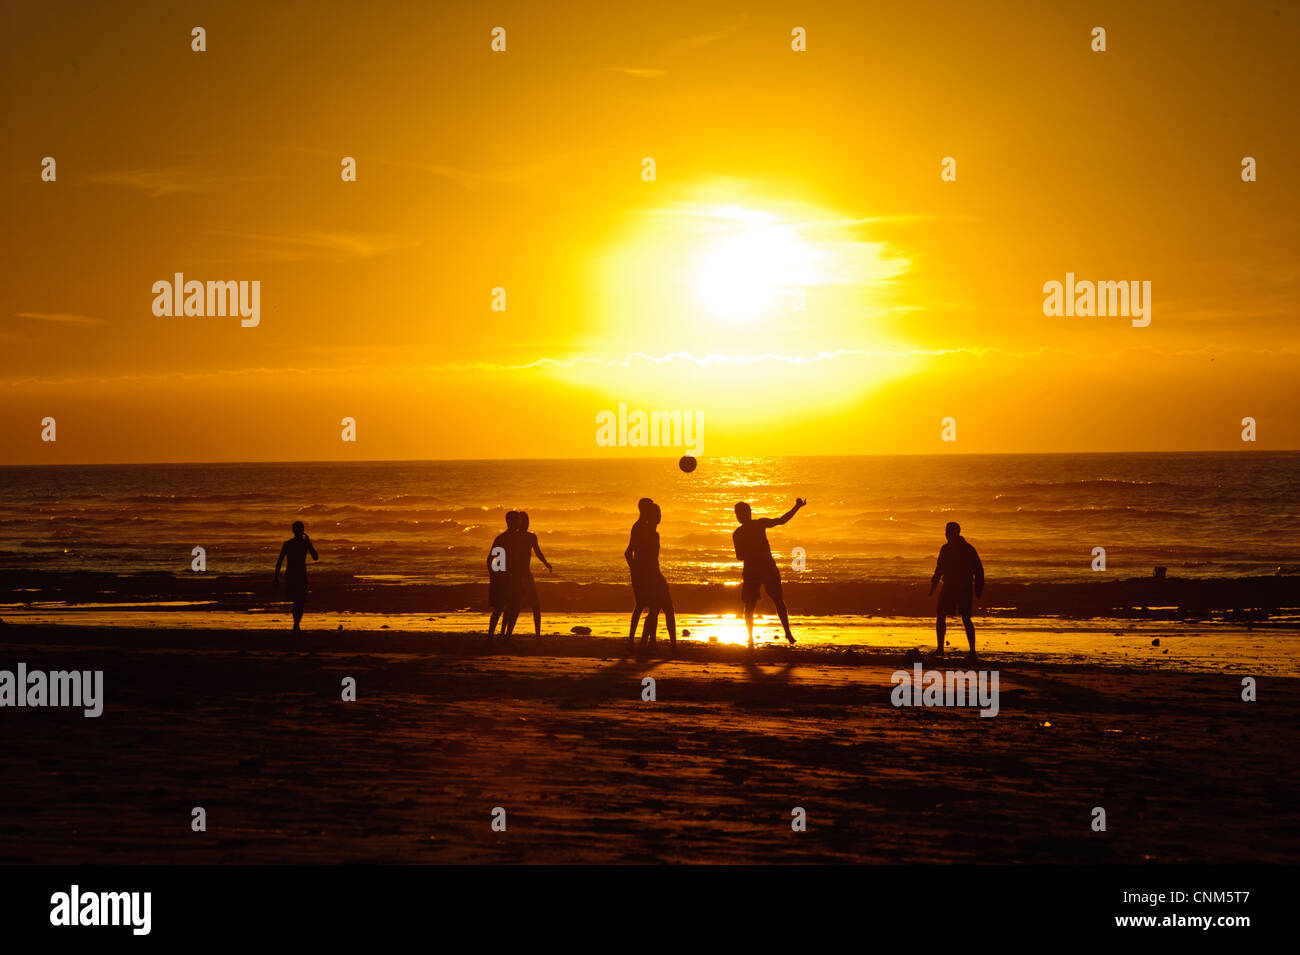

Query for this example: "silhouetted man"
[274,521,319,632]
[625,497,675,653]
[504,511,551,640]
[929,521,984,658]
[487,511,519,637]
[732,498,805,649]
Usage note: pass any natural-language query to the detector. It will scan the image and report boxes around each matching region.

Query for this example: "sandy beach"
[2,624,1294,865]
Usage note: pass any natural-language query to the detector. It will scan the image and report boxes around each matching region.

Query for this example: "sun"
[589,189,917,403]
[693,209,818,320]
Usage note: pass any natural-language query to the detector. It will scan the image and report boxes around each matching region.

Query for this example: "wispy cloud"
[87,166,271,197]
[0,351,925,387]
[681,15,750,49]
[11,345,1294,389]
[206,229,420,263]
[611,67,667,79]
[608,15,750,80]
[281,147,596,189]
[413,156,582,188]
[13,311,106,326]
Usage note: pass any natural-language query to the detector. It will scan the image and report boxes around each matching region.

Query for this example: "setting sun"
[693,207,820,320]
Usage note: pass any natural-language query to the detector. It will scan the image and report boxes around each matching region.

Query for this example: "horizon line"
[2,448,1296,468]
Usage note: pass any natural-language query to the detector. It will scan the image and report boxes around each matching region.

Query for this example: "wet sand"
[1,625,1296,864]
[5,570,1297,621]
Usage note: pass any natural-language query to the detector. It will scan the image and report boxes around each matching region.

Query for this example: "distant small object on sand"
[1153,566,1167,579]
[678,455,697,473]
[1152,638,1160,646]
[570,626,592,635]
[681,628,690,637]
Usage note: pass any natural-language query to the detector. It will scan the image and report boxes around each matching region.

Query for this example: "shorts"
[489,572,509,608]
[511,573,539,609]
[285,575,307,603]
[937,585,972,617]
[632,570,670,607]
[741,563,783,605]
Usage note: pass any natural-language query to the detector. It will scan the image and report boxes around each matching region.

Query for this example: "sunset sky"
[2,0,1296,464]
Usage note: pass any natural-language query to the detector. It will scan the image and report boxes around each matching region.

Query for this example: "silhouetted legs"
[291,600,305,632]
[773,597,794,644]
[502,602,540,639]
[489,607,503,637]
[629,604,645,644]
[641,608,658,646]
[936,611,976,655]
[740,571,798,650]
[638,597,676,652]
[744,587,795,650]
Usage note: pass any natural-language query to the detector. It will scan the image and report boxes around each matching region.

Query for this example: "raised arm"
[767,498,807,528]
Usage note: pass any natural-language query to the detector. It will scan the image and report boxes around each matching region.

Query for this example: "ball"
[678,455,697,473]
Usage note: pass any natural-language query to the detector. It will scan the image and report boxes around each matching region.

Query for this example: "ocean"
[2,452,1297,586]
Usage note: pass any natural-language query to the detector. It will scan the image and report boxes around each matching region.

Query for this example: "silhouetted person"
[929,521,984,658]
[733,498,805,649]
[504,510,551,639]
[487,511,520,637]
[625,498,676,652]
[274,521,318,632]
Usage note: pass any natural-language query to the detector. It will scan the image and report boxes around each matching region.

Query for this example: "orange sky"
[2,0,1296,464]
